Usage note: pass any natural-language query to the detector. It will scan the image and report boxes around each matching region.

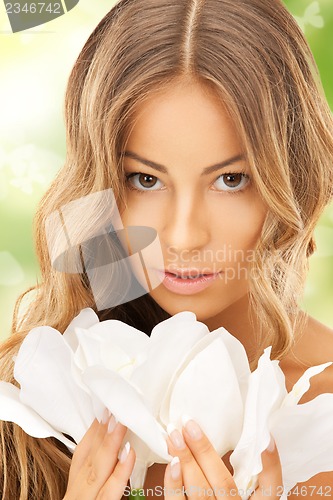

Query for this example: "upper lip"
[163,268,219,277]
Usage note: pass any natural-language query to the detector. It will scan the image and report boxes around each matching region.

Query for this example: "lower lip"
[156,271,221,295]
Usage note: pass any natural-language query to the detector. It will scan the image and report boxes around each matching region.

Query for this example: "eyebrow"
[121,151,246,176]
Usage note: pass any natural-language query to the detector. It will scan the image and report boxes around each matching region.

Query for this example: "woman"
[1,0,333,498]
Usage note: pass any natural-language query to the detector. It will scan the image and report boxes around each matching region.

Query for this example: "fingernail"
[167,423,186,450]
[182,414,202,441]
[120,441,130,463]
[107,414,117,434]
[101,408,110,425]
[266,435,275,453]
[170,456,181,481]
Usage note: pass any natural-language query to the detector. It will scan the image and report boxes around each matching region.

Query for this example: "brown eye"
[224,173,243,188]
[138,174,158,188]
[125,172,164,191]
[213,172,250,193]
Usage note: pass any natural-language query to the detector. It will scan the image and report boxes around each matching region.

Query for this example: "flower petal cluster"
[0,309,332,496]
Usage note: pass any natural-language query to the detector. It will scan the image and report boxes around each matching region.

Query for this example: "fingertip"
[90,417,100,429]
[165,435,175,454]
[129,446,136,459]
[164,456,182,487]
[117,443,136,473]
[170,456,181,481]
[127,446,136,469]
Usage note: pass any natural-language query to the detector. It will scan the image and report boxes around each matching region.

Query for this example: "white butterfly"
[294,1,324,32]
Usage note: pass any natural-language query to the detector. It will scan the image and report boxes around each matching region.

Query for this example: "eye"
[125,172,164,191]
[213,172,250,193]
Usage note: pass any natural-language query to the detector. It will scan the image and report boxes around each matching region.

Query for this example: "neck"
[203,293,260,362]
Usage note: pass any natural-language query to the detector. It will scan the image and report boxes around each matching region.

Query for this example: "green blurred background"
[0,0,332,340]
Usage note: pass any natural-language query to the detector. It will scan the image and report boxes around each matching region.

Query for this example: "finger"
[251,436,283,499]
[89,409,113,458]
[78,416,129,498]
[164,456,185,500]
[67,416,103,490]
[181,416,241,500]
[98,441,136,500]
[71,409,110,474]
[166,424,213,500]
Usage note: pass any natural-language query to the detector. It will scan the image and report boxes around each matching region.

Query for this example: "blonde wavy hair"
[1,0,333,497]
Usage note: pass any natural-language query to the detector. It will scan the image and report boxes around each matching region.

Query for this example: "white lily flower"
[0,308,332,496]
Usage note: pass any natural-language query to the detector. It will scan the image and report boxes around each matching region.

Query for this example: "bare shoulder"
[280,313,333,402]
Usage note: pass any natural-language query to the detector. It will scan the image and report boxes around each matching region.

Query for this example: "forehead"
[125,81,244,165]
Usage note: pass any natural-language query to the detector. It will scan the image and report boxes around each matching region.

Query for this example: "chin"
[148,289,228,324]
[148,283,250,328]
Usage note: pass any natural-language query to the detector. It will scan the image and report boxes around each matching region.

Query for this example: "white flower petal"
[74,329,106,370]
[159,329,248,426]
[231,348,287,496]
[82,366,171,462]
[83,320,150,361]
[150,311,197,333]
[63,308,100,351]
[131,312,210,412]
[210,327,251,401]
[0,381,75,451]
[74,327,139,376]
[271,393,333,494]
[282,362,332,407]
[14,326,95,443]
[166,337,244,455]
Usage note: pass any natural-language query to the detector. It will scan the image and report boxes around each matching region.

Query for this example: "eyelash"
[124,171,251,196]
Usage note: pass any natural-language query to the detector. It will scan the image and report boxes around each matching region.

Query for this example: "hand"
[164,418,283,499]
[63,410,135,499]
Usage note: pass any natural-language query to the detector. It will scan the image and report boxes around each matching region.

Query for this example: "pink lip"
[155,270,222,295]
[165,267,219,277]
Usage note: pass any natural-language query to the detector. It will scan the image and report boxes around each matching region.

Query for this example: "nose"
[161,191,210,254]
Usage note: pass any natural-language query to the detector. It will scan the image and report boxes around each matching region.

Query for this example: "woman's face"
[120,80,267,325]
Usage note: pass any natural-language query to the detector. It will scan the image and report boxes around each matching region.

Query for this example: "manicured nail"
[167,423,186,450]
[266,435,275,453]
[170,456,181,481]
[101,408,110,425]
[120,441,131,463]
[107,414,117,434]
[182,414,202,441]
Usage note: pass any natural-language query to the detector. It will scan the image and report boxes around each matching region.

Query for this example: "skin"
[65,79,333,497]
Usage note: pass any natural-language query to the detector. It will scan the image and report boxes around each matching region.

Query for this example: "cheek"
[120,198,166,290]
[120,196,164,229]
[211,197,267,251]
